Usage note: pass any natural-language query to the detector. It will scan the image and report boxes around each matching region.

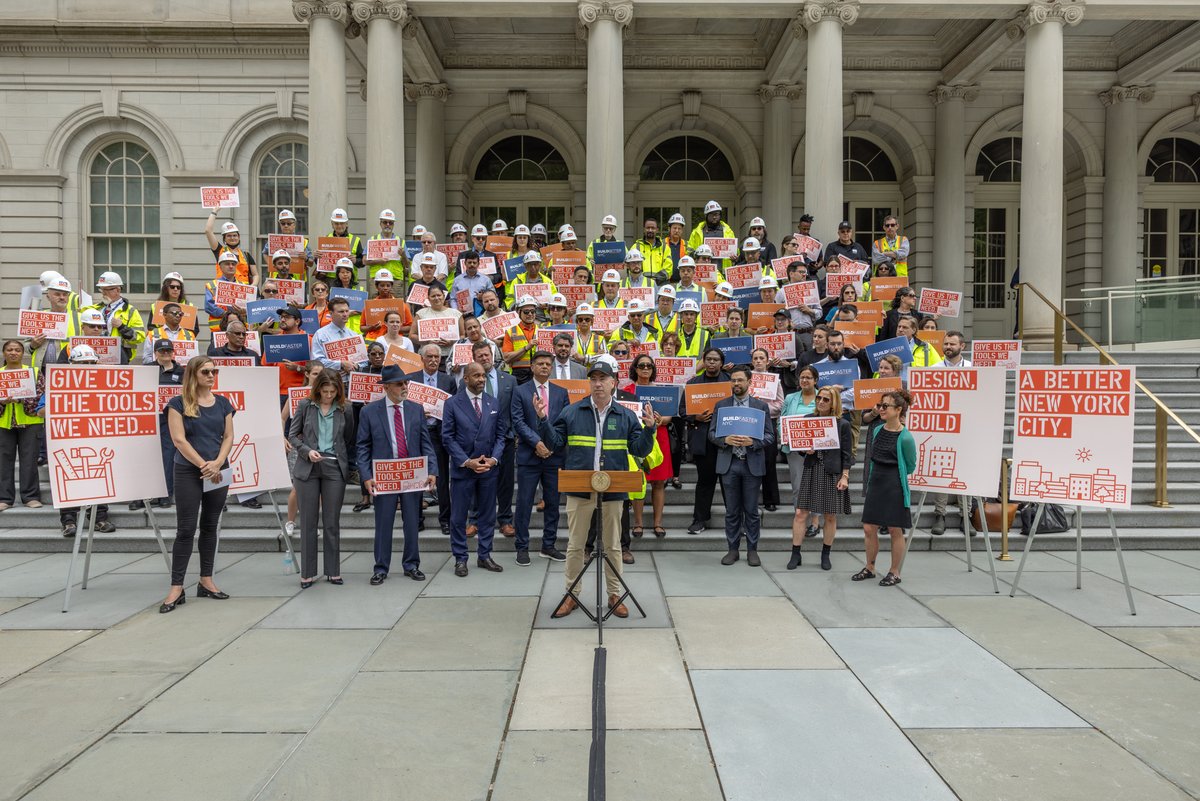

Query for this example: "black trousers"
[0,425,41,504]
[170,462,229,585]
[692,447,720,524]
[761,441,781,507]
[429,426,451,527]
[670,418,686,479]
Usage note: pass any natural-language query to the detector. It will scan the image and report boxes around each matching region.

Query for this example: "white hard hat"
[560,228,577,242]
[96,271,123,288]
[79,308,105,326]
[657,284,677,299]
[514,224,531,236]
[516,295,539,309]
[625,249,644,263]
[412,224,427,237]
[40,270,65,286]
[220,221,239,236]
[601,269,622,283]
[677,256,696,268]
[335,257,355,270]
[523,250,543,264]
[743,237,761,251]
[749,217,766,229]
[558,224,573,237]
[625,300,646,314]
[450,223,467,235]
[471,224,488,237]
[547,293,568,308]
[44,276,72,293]
[374,269,395,283]
[278,209,297,222]
[217,251,239,265]
[330,208,349,223]
[704,200,721,214]
[418,252,439,266]
[271,249,292,262]
[491,219,508,232]
[575,303,595,317]
[715,282,734,298]
[759,275,779,290]
[694,244,714,258]
[668,213,686,226]
[531,223,548,236]
[601,214,618,228]
[379,209,396,222]
[69,343,99,363]
[163,272,183,282]
[678,299,700,313]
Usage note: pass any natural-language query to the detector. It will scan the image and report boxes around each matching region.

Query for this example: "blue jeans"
[515,459,560,552]
[721,458,762,550]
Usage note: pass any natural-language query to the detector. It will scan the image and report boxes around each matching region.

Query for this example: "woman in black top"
[160,356,235,613]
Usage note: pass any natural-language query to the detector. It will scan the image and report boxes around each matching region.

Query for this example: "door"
[843,195,900,256]
[475,200,570,242]
[638,185,737,235]
[972,205,1020,338]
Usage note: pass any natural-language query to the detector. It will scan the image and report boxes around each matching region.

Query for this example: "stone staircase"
[2,350,1198,554]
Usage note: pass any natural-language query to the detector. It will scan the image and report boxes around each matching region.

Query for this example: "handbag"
[1018,503,1072,535]
[970,500,1018,532]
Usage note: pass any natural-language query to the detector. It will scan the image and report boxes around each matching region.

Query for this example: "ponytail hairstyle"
[881,388,912,417]
[181,356,215,418]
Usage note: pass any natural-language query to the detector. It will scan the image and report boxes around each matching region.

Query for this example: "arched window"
[843,136,897,182]
[1145,137,1200,182]
[256,140,308,245]
[475,136,568,181]
[976,137,1022,182]
[88,140,160,294]
[640,136,734,181]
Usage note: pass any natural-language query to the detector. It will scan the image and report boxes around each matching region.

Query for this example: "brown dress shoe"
[621,548,634,564]
[466,524,478,538]
[552,595,578,618]
[500,523,516,538]
[608,594,629,618]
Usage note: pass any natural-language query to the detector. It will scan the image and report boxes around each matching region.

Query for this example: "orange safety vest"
[214,246,252,285]
[503,323,539,370]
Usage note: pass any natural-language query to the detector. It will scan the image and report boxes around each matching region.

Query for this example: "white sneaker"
[285,521,296,537]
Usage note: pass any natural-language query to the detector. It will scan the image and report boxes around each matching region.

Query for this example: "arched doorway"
[471,134,571,240]
[1141,136,1200,279]
[971,136,1022,337]
[842,134,901,253]
[636,135,737,232]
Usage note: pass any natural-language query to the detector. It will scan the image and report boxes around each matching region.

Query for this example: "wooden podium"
[558,469,643,495]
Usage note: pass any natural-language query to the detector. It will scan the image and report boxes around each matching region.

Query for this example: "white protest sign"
[323,335,368,365]
[0,368,37,401]
[755,332,796,360]
[18,309,68,339]
[201,186,239,208]
[211,367,292,495]
[405,382,450,420]
[348,371,385,404]
[371,457,429,494]
[69,336,121,364]
[918,288,963,318]
[653,357,697,387]
[971,340,1021,369]
[780,416,840,450]
[749,371,779,402]
[907,367,1005,498]
[781,282,820,309]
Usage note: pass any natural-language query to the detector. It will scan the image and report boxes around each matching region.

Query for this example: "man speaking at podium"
[533,355,657,618]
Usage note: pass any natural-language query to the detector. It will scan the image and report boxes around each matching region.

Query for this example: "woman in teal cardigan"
[853,389,916,586]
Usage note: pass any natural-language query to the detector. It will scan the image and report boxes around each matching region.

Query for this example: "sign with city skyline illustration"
[1009,367,1134,510]
[907,367,1005,498]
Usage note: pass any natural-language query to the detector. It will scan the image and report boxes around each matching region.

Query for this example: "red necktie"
[474,396,482,419]
[393,404,408,458]
[539,384,548,411]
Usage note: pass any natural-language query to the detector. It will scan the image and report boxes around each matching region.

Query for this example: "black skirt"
[862,462,912,529]
[796,459,851,516]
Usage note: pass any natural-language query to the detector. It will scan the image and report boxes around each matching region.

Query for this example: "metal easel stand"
[61,505,98,613]
[143,502,173,571]
[899,491,928,572]
[559,493,647,633]
[268,491,299,574]
[1009,503,1136,615]
[899,491,998,592]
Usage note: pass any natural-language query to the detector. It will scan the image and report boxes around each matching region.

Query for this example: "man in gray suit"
[709,366,774,567]
[550,333,587,380]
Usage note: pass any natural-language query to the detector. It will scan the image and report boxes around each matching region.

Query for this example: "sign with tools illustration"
[210,367,292,497]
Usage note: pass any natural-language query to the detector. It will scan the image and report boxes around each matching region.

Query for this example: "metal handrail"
[1018,281,1200,508]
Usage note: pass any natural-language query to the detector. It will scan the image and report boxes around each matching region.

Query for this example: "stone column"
[931,84,977,297]
[293,0,351,223]
[760,83,802,235]
[406,82,451,235]
[1100,84,1153,342]
[801,1,858,246]
[1017,0,1084,345]
[352,0,407,229]
[579,0,632,239]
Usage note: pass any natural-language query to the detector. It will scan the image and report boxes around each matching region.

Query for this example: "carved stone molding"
[404,82,451,103]
[508,90,528,126]
[758,83,803,104]
[852,91,874,119]
[930,84,980,105]
[1022,0,1086,27]
[577,0,634,28]
[800,1,860,29]
[350,0,408,24]
[292,0,350,24]
[1099,85,1155,107]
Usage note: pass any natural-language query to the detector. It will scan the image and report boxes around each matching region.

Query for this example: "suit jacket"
[684,371,731,457]
[511,380,568,466]
[707,395,774,477]
[354,397,437,481]
[406,369,457,435]
[485,368,517,439]
[549,358,586,380]
[288,399,358,482]
[441,389,508,480]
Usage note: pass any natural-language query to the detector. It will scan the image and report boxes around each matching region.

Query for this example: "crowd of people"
[3,199,974,616]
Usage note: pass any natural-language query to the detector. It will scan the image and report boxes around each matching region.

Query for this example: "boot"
[786,546,802,570]
[931,514,946,536]
[820,544,832,571]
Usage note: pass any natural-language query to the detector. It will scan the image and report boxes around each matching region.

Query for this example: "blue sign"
[329,287,368,312]
[813,359,860,389]
[713,335,754,364]
[404,240,423,260]
[714,406,767,439]
[591,241,627,265]
[865,336,914,372]
[674,290,703,312]
[503,256,525,283]
[245,299,285,324]
[299,309,320,336]
[730,286,759,310]
[635,384,683,417]
[261,334,311,364]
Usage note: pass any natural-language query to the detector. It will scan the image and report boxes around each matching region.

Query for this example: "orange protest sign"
[869,277,908,302]
[151,301,198,330]
[684,382,732,415]
[855,301,885,330]
[834,321,876,350]
[853,377,903,410]
[486,235,513,255]
[550,379,589,404]
[361,298,407,328]
[916,329,945,355]
[747,303,784,330]
[383,345,423,374]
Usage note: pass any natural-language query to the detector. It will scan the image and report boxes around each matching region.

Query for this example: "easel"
[901,490,1000,593]
[61,498,173,613]
[1009,503,1136,615]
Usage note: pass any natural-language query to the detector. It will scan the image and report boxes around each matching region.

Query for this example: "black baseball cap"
[277,305,303,319]
[153,338,174,352]
[838,220,853,230]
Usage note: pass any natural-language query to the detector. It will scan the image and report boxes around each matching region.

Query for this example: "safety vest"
[650,312,678,340]
[369,233,406,283]
[503,323,539,369]
[595,296,625,310]
[632,238,671,281]
[611,324,655,344]
[627,436,665,500]
[0,364,42,429]
[874,236,910,277]
[574,331,607,362]
[676,325,709,359]
[687,220,738,269]
[214,246,252,285]
[320,232,363,274]
[147,325,196,344]
[89,300,146,354]
[621,273,654,290]
[506,274,557,309]
[910,340,943,368]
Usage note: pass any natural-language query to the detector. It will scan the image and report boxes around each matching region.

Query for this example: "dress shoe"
[440,523,450,536]
[94,519,116,533]
[128,500,144,510]
[159,591,186,614]
[539,546,566,562]
[403,568,426,581]
[466,524,478,538]
[608,594,629,618]
[241,498,262,509]
[353,499,372,512]
[720,549,739,565]
[61,523,76,538]
[370,573,387,585]
[515,550,531,566]
[500,523,516,538]
[552,595,578,618]
[746,549,761,567]
[477,557,504,572]
[621,548,634,564]
[764,504,778,512]
[325,576,344,585]
[454,561,468,577]
[196,584,230,600]
[687,519,706,534]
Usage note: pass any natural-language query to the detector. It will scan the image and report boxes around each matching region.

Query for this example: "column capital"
[930,83,980,105]
[759,83,803,104]
[577,0,633,28]
[1099,84,1154,107]
[349,0,408,24]
[292,0,351,24]
[404,82,451,103]
[800,1,860,29]
[1021,0,1085,28]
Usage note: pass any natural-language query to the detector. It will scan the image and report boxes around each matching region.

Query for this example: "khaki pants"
[565,493,623,597]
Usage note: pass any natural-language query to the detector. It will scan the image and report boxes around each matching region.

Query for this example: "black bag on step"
[1018,503,1071,535]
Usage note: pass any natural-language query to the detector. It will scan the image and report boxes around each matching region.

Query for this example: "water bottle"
[283,551,294,574]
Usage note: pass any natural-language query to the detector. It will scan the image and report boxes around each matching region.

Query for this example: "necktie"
[393,404,408,458]
[486,373,495,397]
[539,384,548,411]
[474,396,482,419]
[733,397,747,458]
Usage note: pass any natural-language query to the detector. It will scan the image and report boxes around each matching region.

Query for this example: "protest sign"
[171,340,199,364]
[261,334,310,364]
[715,406,767,439]
[371,457,430,494]
[550,379,590,404]
[366,238,401,263]
[210,367,291,495]
[361,298,407,328]
[714,336,753,364]
[213,330,260,354]
[617,399,645,424]
[674,290,704,312]
[754,332,796,360]
[855,301,885,330]
[833,321,876,350]
[629,339,658,359]
[156,385,182,412]
[268,233,305,256]
[436,243,467,262]
[591,308,625,334]
[214,281,257,309]
[480,311,519,340]
[907,367,1005,498]
[618,286,654,307]
[403,240,423,261]
[384,345,423,374]
[330,288,367,313]
[971,340,1021,369]
[288,386,310,418]
[275,279,306,306]
[704,237,737,259]
[18,309,68,339]
[795,235,822,260]
[348,371,385,404]
[210,356,255,367]
[477,256,497,276]
[781,281,820,309]
[725,263,762,290]
[916,329,945,355]
[503,257,524,283]
[749,371,780,402]
[536,327,574,352]
[825,273,863,299]
[486,235,513,255]
[635,384,682,416]
[405,382,450,420]
[869,277,908,302]
[514,282,554,305]
[0,368,37,401]
[853,377,903,411]
[246,299,285,325]
[416,317,459,343]
[730,287,759,310]
[315,237,350,274]
[151,302,199,329]
[693,260,720,282]
[200,186,239,208]
[684,382,732,415]
[450,342,474,367]
[406,283,430,308]
[748,303,784,329]
[780,416,840,450]
[865,336,914,372]
[560,284,596,313]
[701,301,735,328]
[654,357,698,387]
[324,335,368,365]
[771,256,801,277]
[813,359,859,389]
[69,336,121,364]
[455,288,472,314]
[837,254,869,275]
[592,241,626,264]
[299,309,320,336]
[918,288,963,317]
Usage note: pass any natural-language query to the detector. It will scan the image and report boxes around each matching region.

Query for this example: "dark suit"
[356,397,436,575]
[486,368,518,529]
[549,358,587,380]
[407,368,457,529]
[511,379,568,553]
[708,394,774,550]
[441,389,509,562]
[683,371,731,526]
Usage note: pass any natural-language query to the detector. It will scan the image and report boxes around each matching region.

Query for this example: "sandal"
[300,577,317,590]
[325,576,344,585]
[654,526,667,538]
[879,573,902,587]
[631,526,644,538]
[851,567,876,582]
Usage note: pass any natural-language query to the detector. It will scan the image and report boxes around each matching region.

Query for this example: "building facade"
[2,0,1199,341]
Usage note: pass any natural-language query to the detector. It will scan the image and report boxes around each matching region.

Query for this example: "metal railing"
[1071,275,1200,349]
[1018,281,1200,508]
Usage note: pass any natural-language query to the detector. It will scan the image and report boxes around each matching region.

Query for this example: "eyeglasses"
[877,402,896,409]
[164,309,183,316]
[312,287,328,294]
[817,396,832,403]
[636,363,653,370]
[884,223,898,228]
[199,368,219,376]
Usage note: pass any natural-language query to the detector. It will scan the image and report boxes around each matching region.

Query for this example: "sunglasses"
[313,287,328,294]
[262,289,278,295]
[636,363,653,369]
[612,350,630,357]
[199,368,220,376]
[884,223,898,228]
[877,402,896,409]
[166,284,182,290]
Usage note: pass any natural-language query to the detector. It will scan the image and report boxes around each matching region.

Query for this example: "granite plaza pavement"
[1,544,1199,801]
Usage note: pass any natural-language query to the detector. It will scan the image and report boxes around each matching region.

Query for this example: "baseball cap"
[838,220,853,230]
[277,305,303,319]
[588,355,619,378]
[154,338,174,352]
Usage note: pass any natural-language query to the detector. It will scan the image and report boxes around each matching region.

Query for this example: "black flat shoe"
[159,591,186,613]
[300,578,317,590]
[196,584,230,600]
[325,576,344,585]
[352,500,371,512]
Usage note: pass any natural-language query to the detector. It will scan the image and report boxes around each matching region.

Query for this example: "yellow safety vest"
[0,364,43,429]
[574,331,607,362]
[631,238,671,281]
[676,325,709,359]
[650,312,679,340]
[874,236,909,277]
